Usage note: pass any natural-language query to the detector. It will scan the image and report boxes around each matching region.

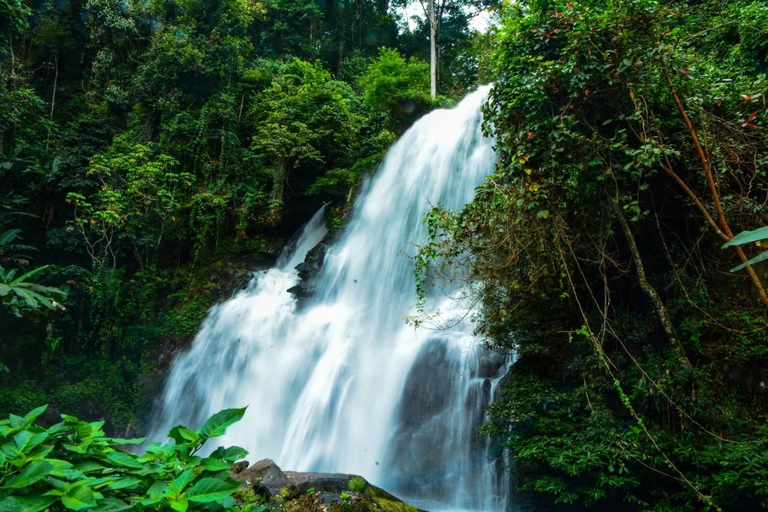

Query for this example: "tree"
[395,0,499,95]
[250,59,361,223]
[359,47,432,129]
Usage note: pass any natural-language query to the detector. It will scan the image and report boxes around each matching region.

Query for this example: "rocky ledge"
[230,459,423,512]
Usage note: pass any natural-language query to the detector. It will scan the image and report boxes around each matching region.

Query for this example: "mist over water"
[151,86,510,511]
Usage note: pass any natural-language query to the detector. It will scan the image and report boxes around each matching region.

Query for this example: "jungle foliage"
[0,405,254,511]
[416,0,768,510]
[0,0,490,433]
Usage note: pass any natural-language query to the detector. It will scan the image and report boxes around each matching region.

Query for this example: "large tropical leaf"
[731,250,768,273]
[3,460,53,488]
[197,407,247,439]
[61,485,98,510]
[723,226,768,248]
[186,477,239,503]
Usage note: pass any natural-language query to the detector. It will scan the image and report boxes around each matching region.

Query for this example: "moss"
[277,486,298,500]
[369,498,419,512]
[347,476,367,493]
[233,487,263,507]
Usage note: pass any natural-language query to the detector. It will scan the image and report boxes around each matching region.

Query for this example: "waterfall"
[151,85,510,511]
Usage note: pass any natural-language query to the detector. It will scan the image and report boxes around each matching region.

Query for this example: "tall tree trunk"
[337,0,348,76]
[429,0,437,98]
[610,199,691,368]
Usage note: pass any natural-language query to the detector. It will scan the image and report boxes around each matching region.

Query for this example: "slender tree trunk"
[49,55,58,119]
[337,0,348,76]
[610,199,692,367]
[9,37,15,76]
[429,0,437,98]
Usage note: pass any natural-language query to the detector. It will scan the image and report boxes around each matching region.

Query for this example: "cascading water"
[151,85,510,511]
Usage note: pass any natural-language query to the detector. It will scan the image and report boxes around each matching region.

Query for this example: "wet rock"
[232,458,293,498]
[231,460,249,474]
[290,241,331,299]
[231,461,421,512]
[284,471,354,495]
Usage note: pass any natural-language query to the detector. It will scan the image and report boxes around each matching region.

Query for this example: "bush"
[0,406,261,511]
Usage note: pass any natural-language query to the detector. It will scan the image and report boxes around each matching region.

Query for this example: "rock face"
[288,240,330,299]
[231,459,422,512]
[231,459,292,499]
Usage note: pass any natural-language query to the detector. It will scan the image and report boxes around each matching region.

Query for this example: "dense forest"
[3,0,768,510]
[0,0,491,424]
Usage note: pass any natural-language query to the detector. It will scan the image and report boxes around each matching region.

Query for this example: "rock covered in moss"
[231,459,422,512]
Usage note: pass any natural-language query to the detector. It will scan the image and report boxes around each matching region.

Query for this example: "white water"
[151,86,510,511]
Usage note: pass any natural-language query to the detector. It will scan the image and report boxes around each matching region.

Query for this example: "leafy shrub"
[0,406,262,512]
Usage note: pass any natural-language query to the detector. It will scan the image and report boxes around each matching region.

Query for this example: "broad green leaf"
[187,477,239,503]
[210,445,248,462]
[61,485,97,510]
[200,457,230,471]
[105,450,143,469]
[9,414,25,429]
[723,226,768,248]
[23,406,48,424]
[62,443,86,454]
[46,458,75,477]
[168,469,196,497]
[147,480,167,501]
[1,440,21,459]
[47,422,69,437]
[3,460,53,488]
[731,250,768,273]
[108,437,146,446]
[75,460,106,473]
[141,480,166,506]
[96,497,135,511]
[0,495,58,512]
[107,477,143,490]
[75,422,93,440]
[168,426,199,444]
[169,495,189,512]
[25,443,54,462]
[197,407,246,439]
[13,430,48,454]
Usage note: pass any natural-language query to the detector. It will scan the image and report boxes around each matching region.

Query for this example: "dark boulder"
[232,458,294,499]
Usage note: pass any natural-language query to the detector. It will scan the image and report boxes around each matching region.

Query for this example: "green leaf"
[169,494,189,512]
[197,407,246,439]
[168,469,196,497]
[61,485,97,510]
[75,422,93,440]
[47,422,69,437]
[23,406,48,424]
[108,437,147,446]
[210,445,248,462]
[105,450,143,469]
[168,426,199,444]
[46,458,78,478]
[13,430,49,454]
[186,477,240,503]
[62,443,86,454]
[200,457,230,471]
[107,477,143,490]
[3,460,53,488]
[0,495,58,512]
[724,226,768,248]
[9,414,25,429]
[731,250,768,273]
[145,480,167,503]
[75,460,106,473]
